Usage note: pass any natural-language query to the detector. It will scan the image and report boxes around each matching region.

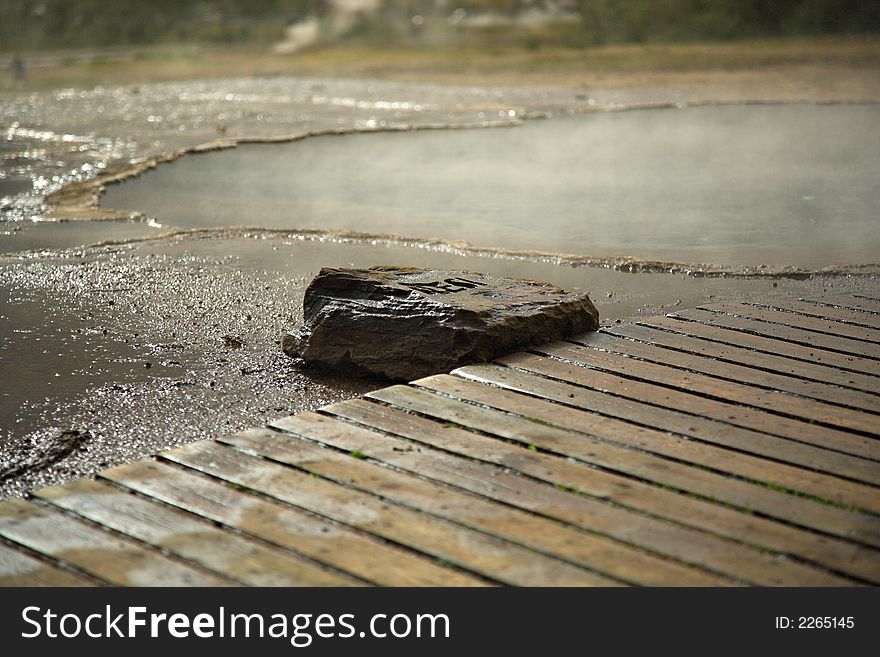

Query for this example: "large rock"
[283,266,599,380]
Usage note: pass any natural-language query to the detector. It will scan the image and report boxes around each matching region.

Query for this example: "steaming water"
[104,105,880,268]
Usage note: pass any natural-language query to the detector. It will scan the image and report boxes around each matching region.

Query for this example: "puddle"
[103,106,880,269]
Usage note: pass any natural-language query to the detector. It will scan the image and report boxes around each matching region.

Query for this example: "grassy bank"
[3,36,880,98]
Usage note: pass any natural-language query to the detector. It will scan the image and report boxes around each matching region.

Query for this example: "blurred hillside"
[1,0,878,53]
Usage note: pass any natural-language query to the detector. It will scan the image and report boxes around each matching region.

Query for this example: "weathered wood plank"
[760,299,880,329]
[583,325,880,413]
[846,294,880,313]
[100,458,483,587]
[329,397,870,584]
[369,383,880,547]
[36,478,361,587]
[536,340,879,435]
[0,497,233,586]
[497,352,880,462]
[650,312,880,379]
[606,319,880,397]
[675,308,880,361]
[0,541,97,586]
[804,296,880,316]
[447,360,879,487]
[311,401,865,585]
[163,441,619,586]
[226,421,723,586]
[414,374,880,512]
[703,303,880,344]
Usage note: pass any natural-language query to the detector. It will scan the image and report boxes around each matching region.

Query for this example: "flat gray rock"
[283,266,599,380]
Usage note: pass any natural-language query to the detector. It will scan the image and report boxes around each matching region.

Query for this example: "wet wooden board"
[600,320,880,400]
[703,303,880,345]
[757,299,880,329]
[324,399,864,585]
[576,326,880,414]
[162,440,617,587]
[0,541,97,586]
[408,375,880,511]
[0,498,234,586]
[804,295,880,316]
[672,308,880,367]
[102,458,483,587]
[822,294,880,314]
[35,478,361,587]
[227,420,727,587]
[1,296,878,586]
[533,341,878,435]
[437,365,880,486]
[495,352,879,461]
[367,383,880,547]
[645,313,880,382]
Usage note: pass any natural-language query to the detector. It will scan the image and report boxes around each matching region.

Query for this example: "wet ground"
[1,76,878,498]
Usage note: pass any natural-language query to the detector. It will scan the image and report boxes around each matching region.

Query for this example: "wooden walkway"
[2,294,879,586]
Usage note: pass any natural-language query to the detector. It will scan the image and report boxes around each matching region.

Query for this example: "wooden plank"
[415,374,880,512]
[702,303,880,345]
[838,296,880,313]
[225,421,724,586]
[329,397,870,585]
[100,458,483,587]
[0,497,233,586]
[312,401,864,585]
[36,478,361,587]
[163,441,618,587]
[0,541,96,586]
[646,312,880,381]
[801,296,880,316]
[452,362,877,487]
[448,359,880,487]
[585,325,880,414]
[369,383,880,547]
[497,352,880,462]
[536,340,879,436]
[608,319,880,398]
[675,308,880,361]
[761,299,880,329]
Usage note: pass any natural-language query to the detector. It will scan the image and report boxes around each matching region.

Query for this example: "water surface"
[104,105,880,268]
